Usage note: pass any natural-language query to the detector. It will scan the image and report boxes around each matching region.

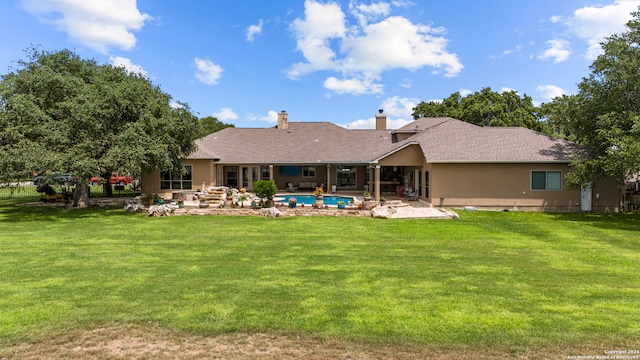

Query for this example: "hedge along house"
[141,110,621,212]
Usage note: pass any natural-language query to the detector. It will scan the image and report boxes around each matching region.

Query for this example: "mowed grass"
[0,199,639,354]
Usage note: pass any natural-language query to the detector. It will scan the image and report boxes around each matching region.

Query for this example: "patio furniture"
[287,182,298,192]
[404,187,418,201]
[298,182,317,190]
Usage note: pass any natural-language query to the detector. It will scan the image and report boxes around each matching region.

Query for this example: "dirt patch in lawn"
[0,325,623,360]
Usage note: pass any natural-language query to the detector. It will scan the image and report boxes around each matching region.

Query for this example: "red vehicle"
[90,173,133,186]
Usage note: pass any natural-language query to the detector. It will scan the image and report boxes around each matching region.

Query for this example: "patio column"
[269,165,273,180]
[414,168,419,197]
[326,164,331,193]
[374,165,381,201]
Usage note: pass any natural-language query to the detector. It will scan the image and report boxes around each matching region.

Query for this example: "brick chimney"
[277,110,288,129]
[375,109,386,130]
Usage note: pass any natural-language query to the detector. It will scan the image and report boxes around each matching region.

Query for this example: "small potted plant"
[143,193,154,206]
[239,194,248,208]
[363,185,372,201]
[337,200,345,209]
[224,188,234,208]
[177,197,184,208]
[313,187,324,208]
[288,197,297,208]
[199,197,209,208]
[253,180,278,208]
[153,194,164,205]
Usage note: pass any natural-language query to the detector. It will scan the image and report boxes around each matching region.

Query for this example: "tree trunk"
[101,171,113,197]
[103,182,113,197]
[74,184,91,208]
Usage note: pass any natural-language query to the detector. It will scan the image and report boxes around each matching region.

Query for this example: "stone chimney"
[277,110,288,129]
[375,109,386,130]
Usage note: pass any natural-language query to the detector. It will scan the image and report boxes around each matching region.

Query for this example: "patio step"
[203,189,225,203]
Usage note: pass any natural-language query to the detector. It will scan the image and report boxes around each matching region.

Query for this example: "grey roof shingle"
[189,117,588,164]
[408,118,589,162]
[190,122,395,164]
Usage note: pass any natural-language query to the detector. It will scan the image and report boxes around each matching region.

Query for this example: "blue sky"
[1,0,638,129]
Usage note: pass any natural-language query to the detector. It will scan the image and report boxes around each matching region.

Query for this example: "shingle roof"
[408,118,589,162]
[189,117,588,164]
[190,122,396,164]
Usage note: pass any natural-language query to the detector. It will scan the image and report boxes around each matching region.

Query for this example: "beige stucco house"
[141,111,620,212]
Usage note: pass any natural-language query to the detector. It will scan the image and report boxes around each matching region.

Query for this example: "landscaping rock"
[371,205,397,219]
[124,203,146,212]
[259,207,281,218]
[148,204,175,217]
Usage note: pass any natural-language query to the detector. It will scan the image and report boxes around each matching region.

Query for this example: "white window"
[160,165,193,190]
[302,166,316,178]
[531,171,561,190]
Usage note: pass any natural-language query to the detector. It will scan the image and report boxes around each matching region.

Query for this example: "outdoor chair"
[404,187,418,201]
[287,182,298,192]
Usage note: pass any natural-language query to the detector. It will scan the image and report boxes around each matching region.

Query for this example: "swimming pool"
[277,195,354,206]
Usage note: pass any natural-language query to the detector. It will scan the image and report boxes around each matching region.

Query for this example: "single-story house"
[141,110,620,212]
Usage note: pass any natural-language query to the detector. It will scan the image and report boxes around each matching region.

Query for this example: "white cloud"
[261,110,279,123]
[549,15,562,24]
[349,1,391,27]
[288,0,346,78]
[323,76,384,95]
[502,44,524,56]
[109,56,147,76]
[387,118,412,129]
[170,102,184,109]
[246,19,263,42]
[212,108,238,121]
[399,78,412,88]
[459,88,473,97]
[338,116,411,129]
[538,39,571,63]
[339,118,374,129]
[194,58,223,85]
[500,87,516,93]
[338,96,417,129]
[380,96,419,118]
[288,0,462,95]
[537,84,566,102]
[20,0,151,53]
[564,0,640,59]
[341,16,462,76]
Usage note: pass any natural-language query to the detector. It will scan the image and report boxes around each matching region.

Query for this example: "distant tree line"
[412,8,640,188]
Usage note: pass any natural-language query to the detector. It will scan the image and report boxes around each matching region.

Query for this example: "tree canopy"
[412,87,545,132]
[197,115,234,139]
[544,9,640,187]
[0,48,200,205]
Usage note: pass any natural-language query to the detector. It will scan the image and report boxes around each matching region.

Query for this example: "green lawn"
[0,198,639,353]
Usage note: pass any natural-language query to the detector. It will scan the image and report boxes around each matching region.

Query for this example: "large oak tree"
[544,9,640,187]
[412,87,545,132]
[0,49,200,207]
[197,115,234,139]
